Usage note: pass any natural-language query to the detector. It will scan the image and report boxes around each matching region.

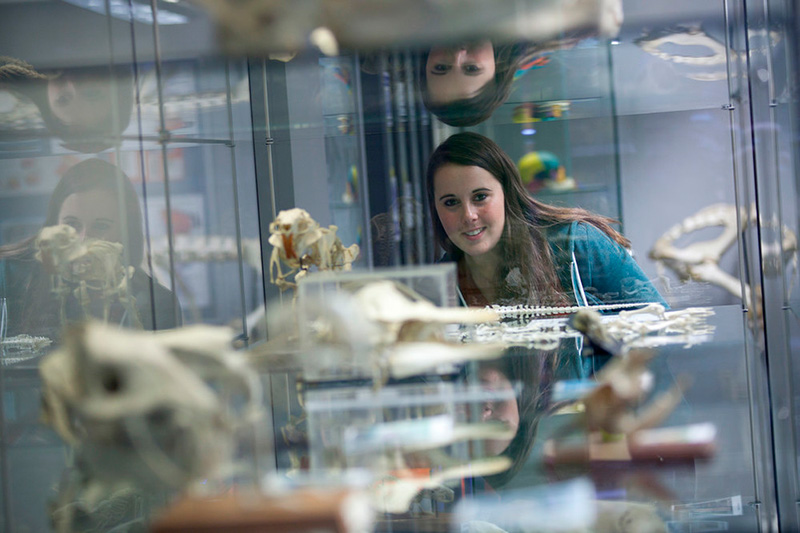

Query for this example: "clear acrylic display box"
[294,264,459,383]
[304,380,519,472]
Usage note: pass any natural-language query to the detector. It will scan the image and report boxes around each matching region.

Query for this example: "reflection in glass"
[0,159,180,343]
[0,57,133,153]
[420,40,540,127]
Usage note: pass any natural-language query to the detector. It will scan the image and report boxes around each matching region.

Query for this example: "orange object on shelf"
[152,488,372,533]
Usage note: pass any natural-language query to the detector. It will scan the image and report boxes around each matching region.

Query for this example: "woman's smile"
[463,227,486,239]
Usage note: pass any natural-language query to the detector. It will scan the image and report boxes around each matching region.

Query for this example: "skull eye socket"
[147,407,172,427]
[101,367,123,393]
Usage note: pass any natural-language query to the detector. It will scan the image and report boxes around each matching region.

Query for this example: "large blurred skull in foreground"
[191,0,623,55]
[39,322,265,500]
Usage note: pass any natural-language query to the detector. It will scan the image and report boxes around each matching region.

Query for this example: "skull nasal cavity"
[101,368,123,393]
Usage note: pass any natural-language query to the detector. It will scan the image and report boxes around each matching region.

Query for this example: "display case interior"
[2,0,800,532]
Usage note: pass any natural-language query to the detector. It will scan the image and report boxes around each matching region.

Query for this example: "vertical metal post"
[352,52,375,268]
[224,61,251,346]
[149,0,181,328]
[723,0,781,529]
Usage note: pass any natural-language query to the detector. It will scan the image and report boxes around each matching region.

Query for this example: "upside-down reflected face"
[47,74,113,129]
[433,163,505,262]
[426,41,496,104]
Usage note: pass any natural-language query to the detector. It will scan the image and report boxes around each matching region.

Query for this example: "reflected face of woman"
[434,163,505,260]
[58,189,122,243]
[426,41,496,104]
[47,74,112,128]
[480,367,519,455]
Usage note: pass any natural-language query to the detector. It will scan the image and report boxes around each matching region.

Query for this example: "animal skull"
[39,322,263,498]
[297,280,503,380]
[36,224,88,276]
[268,208,359,291]
[35,224,140,326]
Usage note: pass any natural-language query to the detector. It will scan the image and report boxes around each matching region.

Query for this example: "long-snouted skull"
[39,322,252,493]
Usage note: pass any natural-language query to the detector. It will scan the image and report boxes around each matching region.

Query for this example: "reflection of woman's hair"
[420,35,597,127]
[426,132,628,306]
[419,42,536,128]
[0,57,134,153]
[481,347,556,488]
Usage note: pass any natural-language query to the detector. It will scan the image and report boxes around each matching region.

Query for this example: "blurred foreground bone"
[353,281,504,378]
[39,322,264,502]
[190,0,622,55]
[292,280,504,379]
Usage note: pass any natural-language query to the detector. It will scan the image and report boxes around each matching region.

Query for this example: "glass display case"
[2,0,800,532]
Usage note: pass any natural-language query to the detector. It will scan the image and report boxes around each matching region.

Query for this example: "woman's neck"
[463,251,502,302]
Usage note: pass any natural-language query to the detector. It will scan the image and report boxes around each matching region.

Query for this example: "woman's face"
[480,366,520,455]
[47,74,113,128]
[58,189,122,243]
[426,41,496,104]
[434,163,505,259]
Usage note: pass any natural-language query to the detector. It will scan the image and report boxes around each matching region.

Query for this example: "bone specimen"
[302,280,504,379]
[572,305,716,351]
[1,334,52,353]
[490,301,657,319]
[467,302,662,351]
[39,321,264,503]
[351,280,499,345]
[269,208,359,291]
[372,455,512,514]
[190,0,622,56]
[550,348,690,440]
[649,203,798,303]
[35,224,141,327]
[470,317,576,351]
[0,334,52,365]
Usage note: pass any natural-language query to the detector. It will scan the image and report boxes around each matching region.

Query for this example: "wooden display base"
[152,488,371,533]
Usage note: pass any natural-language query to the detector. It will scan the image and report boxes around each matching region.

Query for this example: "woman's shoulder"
[544,220,597,243]
[562,221,618,246]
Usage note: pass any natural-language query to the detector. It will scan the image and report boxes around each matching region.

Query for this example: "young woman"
[427,132,665,309]
[0,158,180,341]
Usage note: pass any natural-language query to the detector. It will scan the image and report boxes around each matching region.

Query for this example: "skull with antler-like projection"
[268,207,359,291]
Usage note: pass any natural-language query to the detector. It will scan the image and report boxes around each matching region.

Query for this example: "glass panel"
[2,0,800,531]
[0,2,267,531]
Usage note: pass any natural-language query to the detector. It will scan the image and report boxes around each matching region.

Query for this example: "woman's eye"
[443,198,459,207]
[63,220,81,232]
[464,64,482,74]
[473,193,488,202]
[92,221,112,233]
[432,64,450,74]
